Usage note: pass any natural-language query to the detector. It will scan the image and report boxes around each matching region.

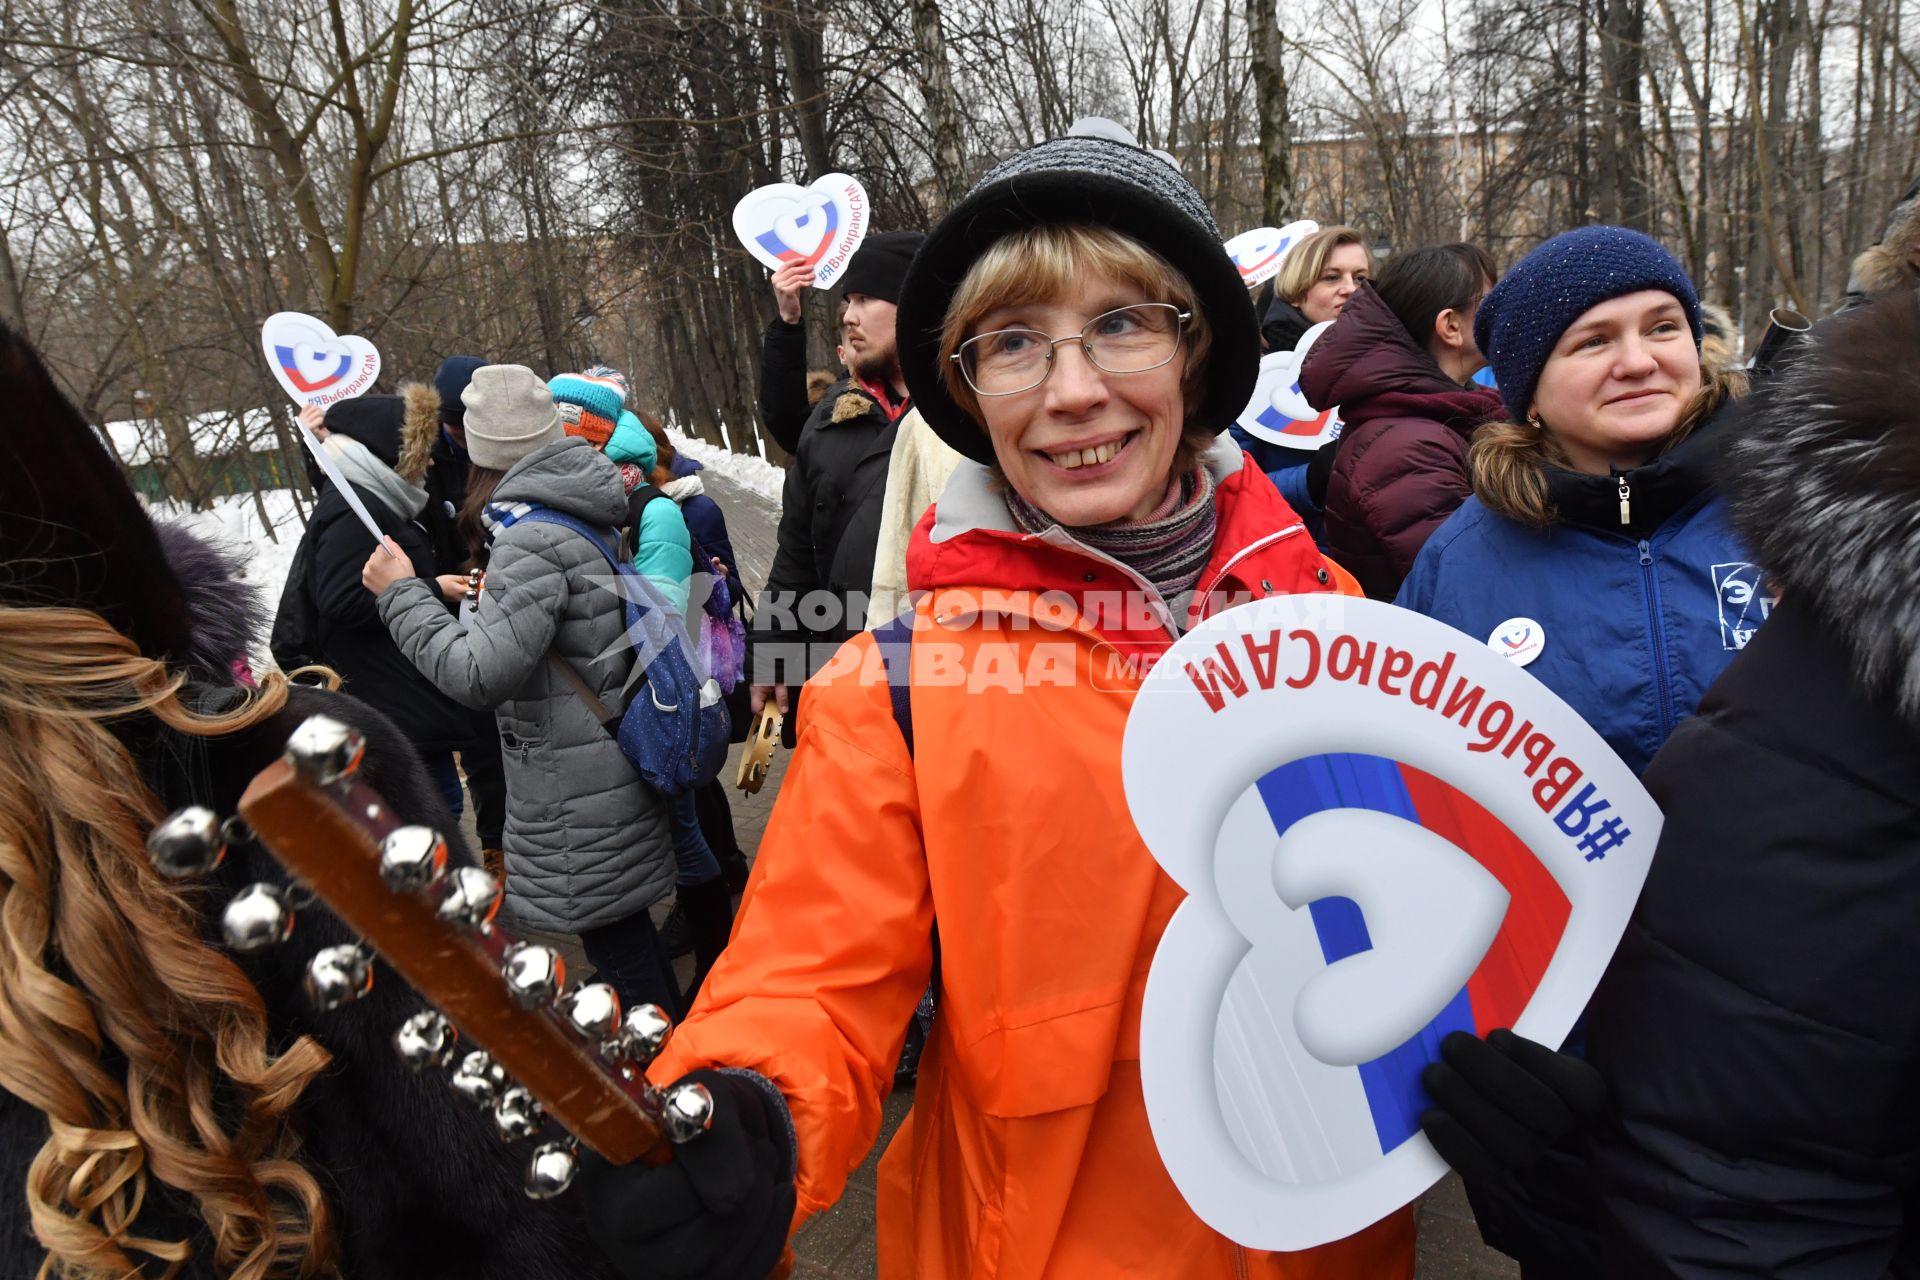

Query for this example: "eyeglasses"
[952,303,1191,397]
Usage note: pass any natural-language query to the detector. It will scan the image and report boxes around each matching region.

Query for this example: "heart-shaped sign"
[732,174,871,290]
[260,312,382,408]
[1124,597,1662,1250]
[1236,320,1342,451]
[1224,219,1320,287]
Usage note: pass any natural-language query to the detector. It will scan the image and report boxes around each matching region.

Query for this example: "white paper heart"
[260,312,382,408]
[1223,220,1320,287]
[732,174,871,290]
[1236,320,1342,450]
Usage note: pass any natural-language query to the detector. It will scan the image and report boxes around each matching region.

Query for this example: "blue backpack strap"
[515,506,620,565]
[870,613,914,758]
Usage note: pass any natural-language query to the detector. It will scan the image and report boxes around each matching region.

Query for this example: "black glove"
[579,1069,797,1280]
[1419,1028,1607,1185]
[1305,439,1340,508]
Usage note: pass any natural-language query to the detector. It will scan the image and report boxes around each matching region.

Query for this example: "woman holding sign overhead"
[570,136,1413,1277]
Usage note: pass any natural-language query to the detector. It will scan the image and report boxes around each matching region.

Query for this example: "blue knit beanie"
[1475,226,1703,424]
[434,355,487,426]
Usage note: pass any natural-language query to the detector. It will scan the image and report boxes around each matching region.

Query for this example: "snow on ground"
[667,428,785,505]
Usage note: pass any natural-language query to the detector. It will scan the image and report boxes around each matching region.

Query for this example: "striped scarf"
[1006,465,1218,617]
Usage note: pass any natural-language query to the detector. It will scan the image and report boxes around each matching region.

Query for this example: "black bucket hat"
[896,136,1258,466]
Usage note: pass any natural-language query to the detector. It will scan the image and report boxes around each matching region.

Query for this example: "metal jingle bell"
[560,983,622,1043]
[221,883,294,952]
[492,1086,545,1142]
[146,807,228,880]
[393,1011,458,1071]
[500,942,567,1009]
[283,714,367,786]
[660,1080,715,1144]
[303,944,374,1011]
[378,826,449,894]
[524,1141,578,1200]
[450,1049,509,1108]
[435,867,502,932]
[610,1003,673,1066]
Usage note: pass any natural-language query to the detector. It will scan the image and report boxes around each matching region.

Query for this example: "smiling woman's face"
[973,270,1188,527]
[1530,289,1703,475]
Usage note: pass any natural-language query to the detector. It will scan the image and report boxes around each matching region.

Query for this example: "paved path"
[678,467,1518,1278]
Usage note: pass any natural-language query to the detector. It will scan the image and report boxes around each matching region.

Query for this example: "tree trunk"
[1248,0,1293,224]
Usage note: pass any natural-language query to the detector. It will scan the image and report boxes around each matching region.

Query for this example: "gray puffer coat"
[377,436,673,932]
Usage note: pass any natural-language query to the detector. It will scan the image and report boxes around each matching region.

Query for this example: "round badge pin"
[1488,617,1545,667]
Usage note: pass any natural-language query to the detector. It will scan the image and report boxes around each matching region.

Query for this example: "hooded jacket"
[1395,406,1760,777]
[1302,285,1503,600]
[376,436,674,933]
[302,384,488,752]
[1586,287,1920,1276]
[604,411,694,613]
[649,438,1413,1278]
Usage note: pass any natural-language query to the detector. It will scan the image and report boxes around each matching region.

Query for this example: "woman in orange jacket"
[577,135,1415,1278]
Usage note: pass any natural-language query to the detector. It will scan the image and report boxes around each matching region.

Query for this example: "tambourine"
[735,704,782,794]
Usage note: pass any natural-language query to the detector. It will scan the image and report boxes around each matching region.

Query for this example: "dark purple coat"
[1300,285,1503,600]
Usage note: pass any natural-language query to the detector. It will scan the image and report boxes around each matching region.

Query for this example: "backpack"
[622,483,747,692]
[515,507,730,795]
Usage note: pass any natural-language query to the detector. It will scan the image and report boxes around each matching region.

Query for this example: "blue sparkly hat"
[1475,225,1703,424]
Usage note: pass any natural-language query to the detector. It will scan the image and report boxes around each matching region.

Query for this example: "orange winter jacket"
[654,443,1415,1278]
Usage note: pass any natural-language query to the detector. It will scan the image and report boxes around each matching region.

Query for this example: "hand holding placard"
[732,175,870,291]
[260,313,391,555]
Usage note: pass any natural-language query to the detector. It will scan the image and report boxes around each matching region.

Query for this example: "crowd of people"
[0,124,1917,1280]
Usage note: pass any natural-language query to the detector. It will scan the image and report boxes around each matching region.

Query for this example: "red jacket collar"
[905,441,1334,660]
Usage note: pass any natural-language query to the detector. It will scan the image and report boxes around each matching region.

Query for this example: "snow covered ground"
[668,427,785,504]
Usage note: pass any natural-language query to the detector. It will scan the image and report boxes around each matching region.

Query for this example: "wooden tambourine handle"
[240,756,672,1167]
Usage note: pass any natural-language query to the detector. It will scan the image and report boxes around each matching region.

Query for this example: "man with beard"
[751,230,923,736]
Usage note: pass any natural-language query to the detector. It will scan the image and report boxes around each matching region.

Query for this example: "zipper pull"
[1617,477,1631,526]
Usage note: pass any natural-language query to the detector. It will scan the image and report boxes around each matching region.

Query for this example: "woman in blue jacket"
[1398,226,1761,775]
[1396,226,1763,1276]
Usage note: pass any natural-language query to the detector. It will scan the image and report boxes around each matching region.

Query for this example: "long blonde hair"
[0,606,336,1278]
[1469,365,1747,527]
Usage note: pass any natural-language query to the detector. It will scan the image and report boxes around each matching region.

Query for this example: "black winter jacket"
[304,480,486,752]
[758,317,812,455]
[1586,287,1920,1277]
[752,380,907,686]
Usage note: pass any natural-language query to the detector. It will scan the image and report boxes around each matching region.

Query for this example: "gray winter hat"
[896,135,1259,465]
[463,364,563,471]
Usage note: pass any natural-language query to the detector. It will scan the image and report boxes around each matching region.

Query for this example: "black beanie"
[838,231,925,306]
[896,136,1257,465]
[322,394,406,467]
[435,355,486,426]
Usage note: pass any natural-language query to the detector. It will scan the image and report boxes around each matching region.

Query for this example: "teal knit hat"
[548,370,625,446]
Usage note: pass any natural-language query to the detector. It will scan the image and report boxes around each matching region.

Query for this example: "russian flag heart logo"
[1236,320,1342,451]
[260,312,381,407]
[1122,596,1660,1249]
[732,174,870,290]
[1223,220,1320,288]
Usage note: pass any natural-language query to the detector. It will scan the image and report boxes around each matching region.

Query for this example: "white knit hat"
[462,364,562,470]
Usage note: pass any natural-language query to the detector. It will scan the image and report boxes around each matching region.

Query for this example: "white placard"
[1237,319,1342,451]
[731,174,870,291]
[1123,596,1660,1250]
[260,311,381,409]
[259,312,391,553]
[1224,219,1319,287]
